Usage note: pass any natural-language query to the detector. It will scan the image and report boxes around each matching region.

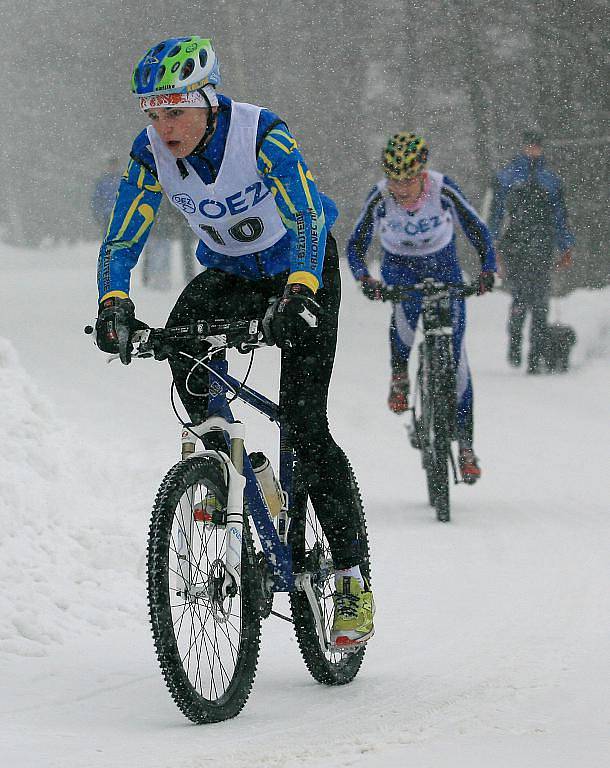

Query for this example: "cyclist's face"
[523,143,543,158]
[388,173,425,203]
[147,107,209,157]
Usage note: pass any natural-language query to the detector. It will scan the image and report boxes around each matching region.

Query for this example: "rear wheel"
[289,462,369,684]
[147,456,261,723]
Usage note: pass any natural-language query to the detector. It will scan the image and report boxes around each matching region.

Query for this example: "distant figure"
[489,130,575,374]
[141,199,172,290]
[91,157,123,234]
[164,202,200,287]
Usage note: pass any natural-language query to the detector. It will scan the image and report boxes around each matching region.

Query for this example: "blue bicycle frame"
[196,356,296,592]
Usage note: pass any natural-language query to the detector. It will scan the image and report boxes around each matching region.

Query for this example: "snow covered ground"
[1,242,608,767]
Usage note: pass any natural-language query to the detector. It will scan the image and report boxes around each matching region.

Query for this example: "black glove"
[478,270,495,295]
[95,296,137,364]
[360,275,384,301]
[263,283,320,348]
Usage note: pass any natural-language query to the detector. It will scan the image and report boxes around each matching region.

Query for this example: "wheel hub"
[208,559,234,623]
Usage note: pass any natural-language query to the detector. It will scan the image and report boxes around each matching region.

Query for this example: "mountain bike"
[381,279,478,522]
[103,318,370,723]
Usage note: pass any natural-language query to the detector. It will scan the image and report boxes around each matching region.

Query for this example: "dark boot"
[508,340,522,367]
[526,354,542,375]
[508,300,526,368]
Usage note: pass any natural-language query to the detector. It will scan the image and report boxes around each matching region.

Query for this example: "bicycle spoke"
[148,455,261,721]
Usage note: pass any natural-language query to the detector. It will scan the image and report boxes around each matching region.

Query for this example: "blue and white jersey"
[148,101,287,256]
[346,171,495,279]
[97,95,338,301]
[377,172,454,256]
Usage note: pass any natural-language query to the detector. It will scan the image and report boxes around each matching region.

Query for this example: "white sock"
[335,566,364,588]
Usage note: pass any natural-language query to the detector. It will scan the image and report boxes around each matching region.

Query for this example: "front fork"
[181,419,330,652]
[181,417,246,599]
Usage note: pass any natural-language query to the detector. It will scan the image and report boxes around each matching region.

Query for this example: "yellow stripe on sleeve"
[268,175,298,215]
[131,203,155,242]
[265,134,294,155]
[267,129,298,151]
[258,149,273,175]
[297,162,315,210]
[270,191,297,232]
[116,191,145,239]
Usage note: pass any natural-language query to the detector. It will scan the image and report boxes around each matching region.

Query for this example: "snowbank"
[0,338,146,657]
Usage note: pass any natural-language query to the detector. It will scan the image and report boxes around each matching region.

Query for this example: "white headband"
[139,84,218,112]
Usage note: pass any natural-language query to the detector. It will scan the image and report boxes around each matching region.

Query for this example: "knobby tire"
[147,456,261,723]
[288,461,370,684]
[430,340,452,522]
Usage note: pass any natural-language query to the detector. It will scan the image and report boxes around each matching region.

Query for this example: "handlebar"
[84,318,268,360]
[380,279,479,303]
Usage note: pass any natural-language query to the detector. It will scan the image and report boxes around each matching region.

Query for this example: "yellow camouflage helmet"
[382,132,429,180]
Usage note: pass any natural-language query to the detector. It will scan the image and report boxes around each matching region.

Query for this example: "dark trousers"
[166,236,363,569]
[508,285,550,368]
[503,240,553,369]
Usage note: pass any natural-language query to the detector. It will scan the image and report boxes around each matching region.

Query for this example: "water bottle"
[249,452,284,517]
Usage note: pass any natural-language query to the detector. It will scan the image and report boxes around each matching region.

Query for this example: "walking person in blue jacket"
[347,132,496,483]
[489,130,575,373]
[94,36,374,648]
[91,156,123,234]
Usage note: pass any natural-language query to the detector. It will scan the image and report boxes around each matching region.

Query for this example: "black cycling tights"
[166,236,363,569]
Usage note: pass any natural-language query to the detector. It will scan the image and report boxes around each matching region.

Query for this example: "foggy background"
[1,0,607,287]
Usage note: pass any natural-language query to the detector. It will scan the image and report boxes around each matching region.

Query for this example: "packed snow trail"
[1,244,608,767]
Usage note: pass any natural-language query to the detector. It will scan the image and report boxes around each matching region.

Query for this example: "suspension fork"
[181,417,246,598]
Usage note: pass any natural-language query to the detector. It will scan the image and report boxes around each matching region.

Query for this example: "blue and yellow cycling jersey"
[97,94,338,301]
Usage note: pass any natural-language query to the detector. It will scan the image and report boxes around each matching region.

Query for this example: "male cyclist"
[347,133,496,483]
[95,37,374,648]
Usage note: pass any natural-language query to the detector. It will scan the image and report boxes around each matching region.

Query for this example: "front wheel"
[289,462,370,685]
[418,341,452,521]
[430,342,453,522]
[147,456,261,723]
[416,353,438,509]
[430,378,451,522]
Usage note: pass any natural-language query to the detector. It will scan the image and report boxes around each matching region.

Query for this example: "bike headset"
[170,345,256,441]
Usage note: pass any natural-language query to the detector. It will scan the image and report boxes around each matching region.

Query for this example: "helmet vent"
[168,45,181,58]
[180,58,195,80]
[171,61,180,73]
[199,49,208,68]
[156,65,166,83]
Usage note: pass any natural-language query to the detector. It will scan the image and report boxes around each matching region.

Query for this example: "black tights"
[166,236,363,569]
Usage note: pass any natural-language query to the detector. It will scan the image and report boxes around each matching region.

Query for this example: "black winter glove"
[360,275,384,301]
[95,296,137,364]
[477,270,495,295]
[263,283,320,348]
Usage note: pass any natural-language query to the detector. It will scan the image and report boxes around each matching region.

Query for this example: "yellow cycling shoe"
[331,576,375,649]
